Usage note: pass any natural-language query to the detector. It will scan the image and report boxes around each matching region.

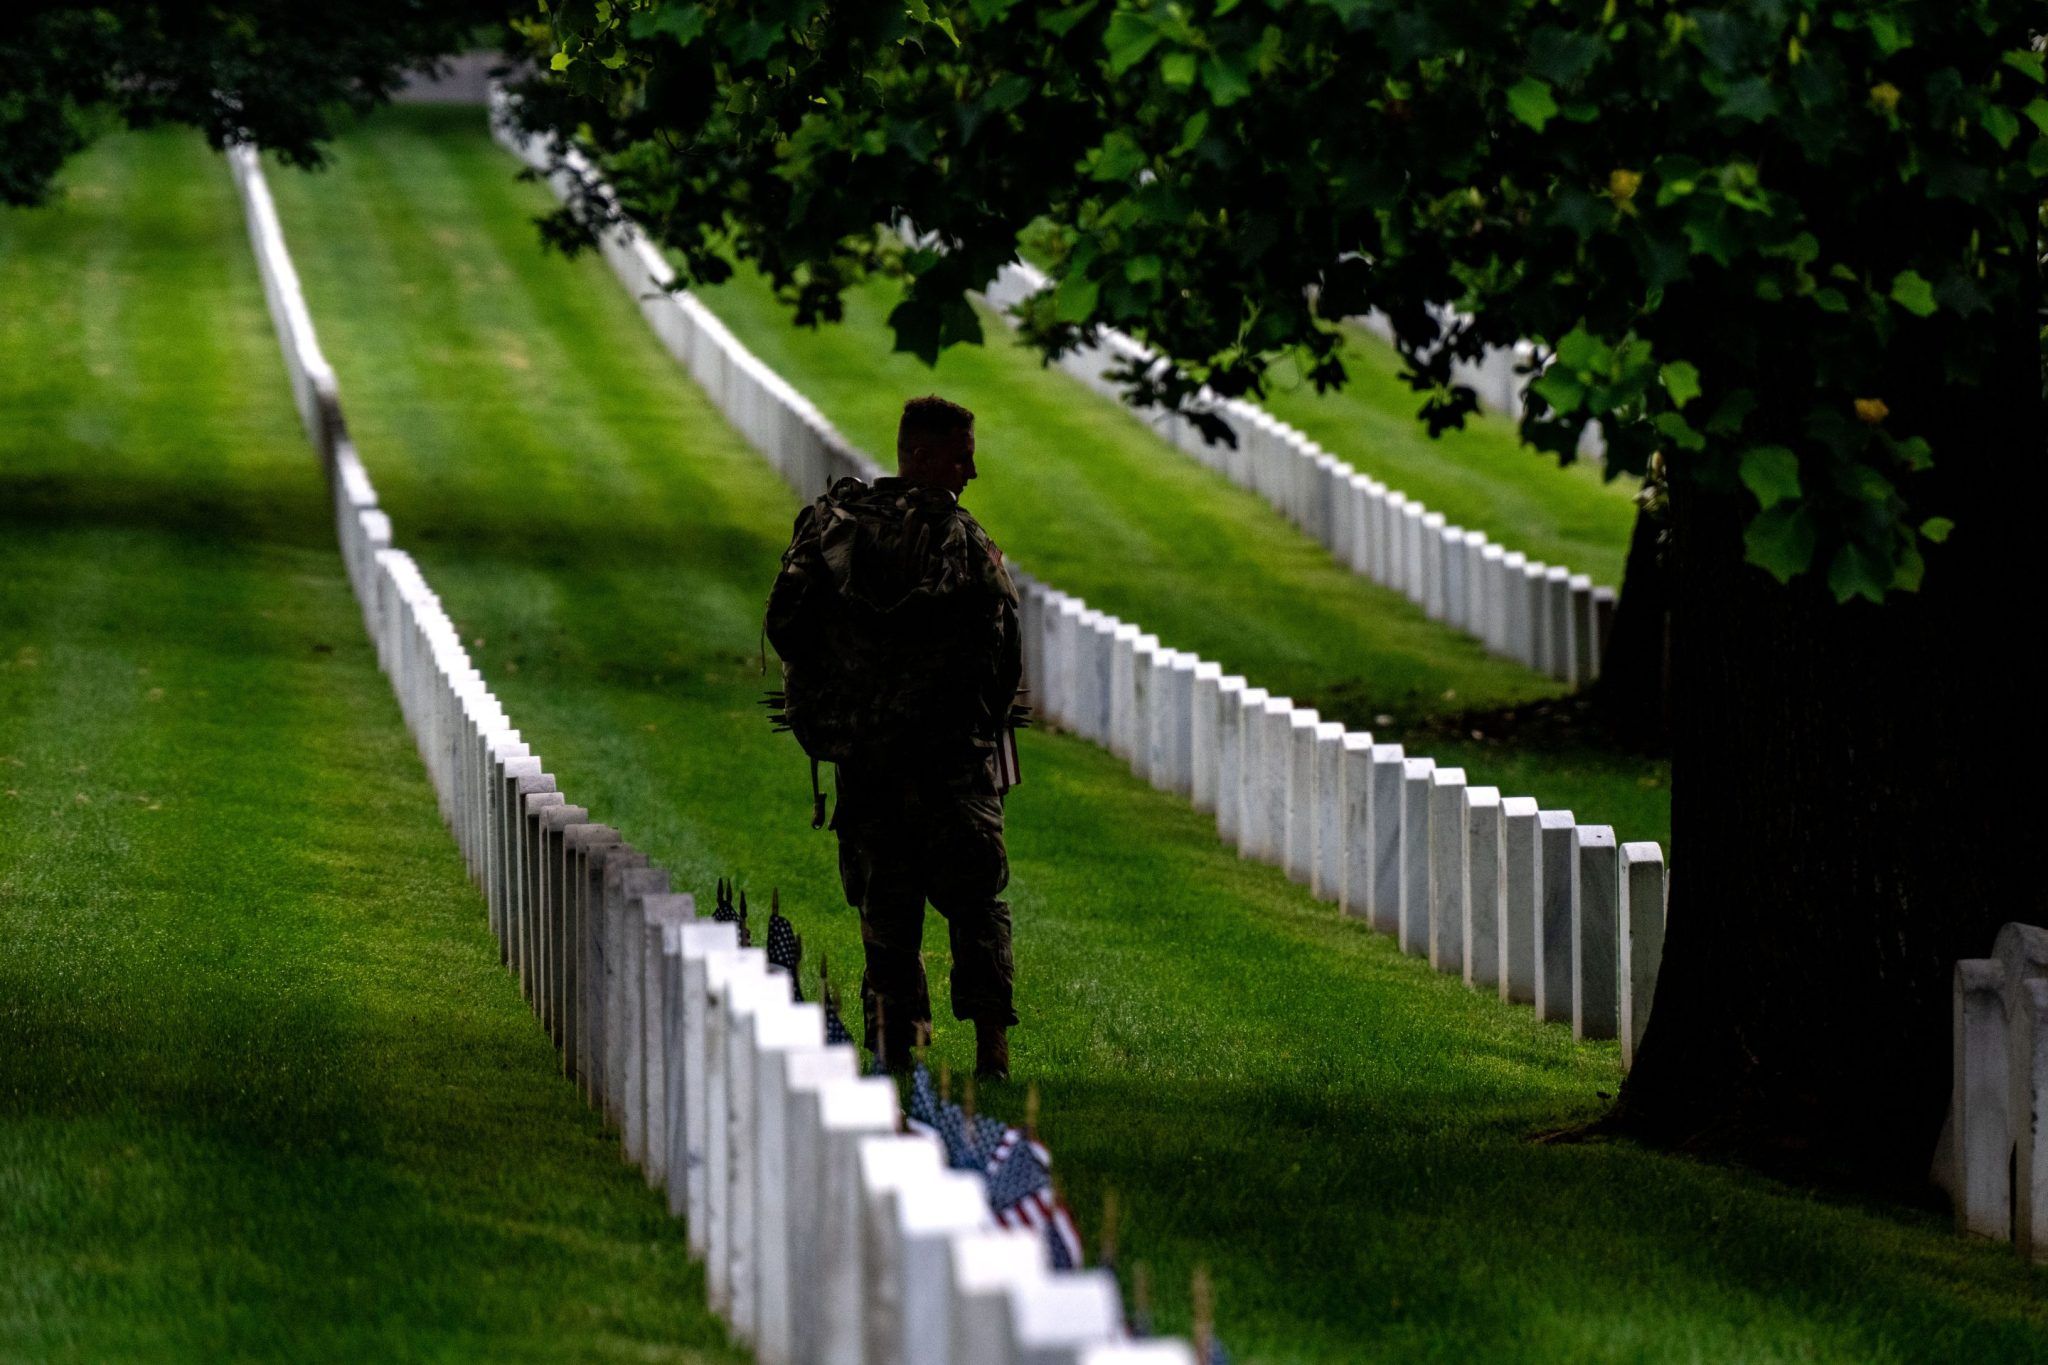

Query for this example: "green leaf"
[1892,542,1925,593]
[983,73,1033,112]
[1053,270,1099,323]
[633,4,707,43]
[1104,11,1163,75]
[1087,131,1147,182]
[1739,445,1801,509]
[1529,367,1585,415]
[1888,269,1937,317]
[1201,52,1253,106]
[1920,515,1955,543]
[2005,49,2046,84]
[550,50,572,70]
[1506,78,1559,132]
[1867,15,1911,55]
[1040,2,1098,37]
[1982,105,2022,149]
[1173,110,1209,155]
[1827,542,1888,604]
[2026,99,2048,136]
[1705,388,1757,437]
[1717,76,1777,122]
[1654,411,1706,451]
[1124,254,1162,283]
[1659,360,1701,408]
[1553,324,1610,374]
[1161,50,1198,88]
[1744,503,1818,583]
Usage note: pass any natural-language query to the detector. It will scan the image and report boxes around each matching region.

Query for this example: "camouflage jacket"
[765,476,1021,781]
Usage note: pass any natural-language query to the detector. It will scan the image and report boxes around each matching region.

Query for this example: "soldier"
[764,395,1023,1079]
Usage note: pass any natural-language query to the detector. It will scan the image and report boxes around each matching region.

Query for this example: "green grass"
[688,222,1669,853]
[0,129,744,1363]
[260,105,2048,1362]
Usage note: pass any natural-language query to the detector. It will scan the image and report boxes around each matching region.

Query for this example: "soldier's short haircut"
[897,394,975,458]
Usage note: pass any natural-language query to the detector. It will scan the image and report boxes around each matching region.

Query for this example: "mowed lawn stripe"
[0,129,743,1364]
[266,106,2046,1363]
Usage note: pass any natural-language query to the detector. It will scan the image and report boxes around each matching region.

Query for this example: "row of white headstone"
[980,263,1617,687]
[1949,922,2048,1261]
[487,96,1672,1065]
[1014,578,1668,1062]
[227,139,1194,1365]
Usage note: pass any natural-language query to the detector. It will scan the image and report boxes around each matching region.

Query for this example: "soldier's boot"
[975,1021,1010,1081]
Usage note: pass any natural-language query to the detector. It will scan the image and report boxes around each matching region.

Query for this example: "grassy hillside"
[0,128,743,1364]
[251,105,2046,1363]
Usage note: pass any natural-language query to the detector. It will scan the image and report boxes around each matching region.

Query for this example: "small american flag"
[984,1127,1083,1269]
[932,1099,981,1172]
[822,992,855,1046]
[908,1062,941,1127]
[765,891,803,1002]
[818,953,856,1048]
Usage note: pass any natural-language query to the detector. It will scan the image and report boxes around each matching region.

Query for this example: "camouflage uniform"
[764,476,1022,1053]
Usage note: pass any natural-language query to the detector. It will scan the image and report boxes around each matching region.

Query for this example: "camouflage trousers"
[833,763,1016,1053]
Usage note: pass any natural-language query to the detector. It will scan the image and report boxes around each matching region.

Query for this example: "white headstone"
[1285,709,1323,884]
[1498,797,1540,1005]
[1189,663,1227,814]
[1427,768,1469,975]
[1398,757,1437,956]
[1572,826,1619,1041]
[1462,787,1503,992]
[1619,842,1667,1068]
[1534,811,1577,1025]
[1336,733,1375,918]
[757,1035,843,1365]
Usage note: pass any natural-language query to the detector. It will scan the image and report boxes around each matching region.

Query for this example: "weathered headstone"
[1498,797,1540,1006]
[855,1134,948,1364]
[704,949,773,1313]
[1188,664,1227,814]
[1571,826,1619,1041]
[756,1035,849,1365]
[638,890,697,1185]
[1399,757,1437,957]
[1619,843,1666,1068]
[1223,686,1266,850]
[815,1078,903,1365]
[1534,811,1577,1025]
[1335,733,1375,917]
[1285,709,1324,884]
[1427,768,1469,975]
[1462,787,1503,992]
[945,1227,1048,1365]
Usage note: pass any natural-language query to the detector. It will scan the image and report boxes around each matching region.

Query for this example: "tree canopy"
[516,0,2044,606]
[0,1,500,208]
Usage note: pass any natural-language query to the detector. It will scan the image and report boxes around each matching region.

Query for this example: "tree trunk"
[1589,492,1669,747]
[1612,284,2046,1190]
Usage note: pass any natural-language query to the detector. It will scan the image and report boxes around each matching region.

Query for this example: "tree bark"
[1612,281,2046,1190]
[1589,492,1670,746]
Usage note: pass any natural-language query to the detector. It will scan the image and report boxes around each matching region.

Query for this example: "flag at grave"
[765,889,803,1001]
[906,1060,944,1143]
[984,1126,1084,1269]
[819,953,855,1046]
[931,1092,981,1172]
[713,876,751,947]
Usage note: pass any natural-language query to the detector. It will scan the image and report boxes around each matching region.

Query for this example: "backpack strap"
[810,756,827,830]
